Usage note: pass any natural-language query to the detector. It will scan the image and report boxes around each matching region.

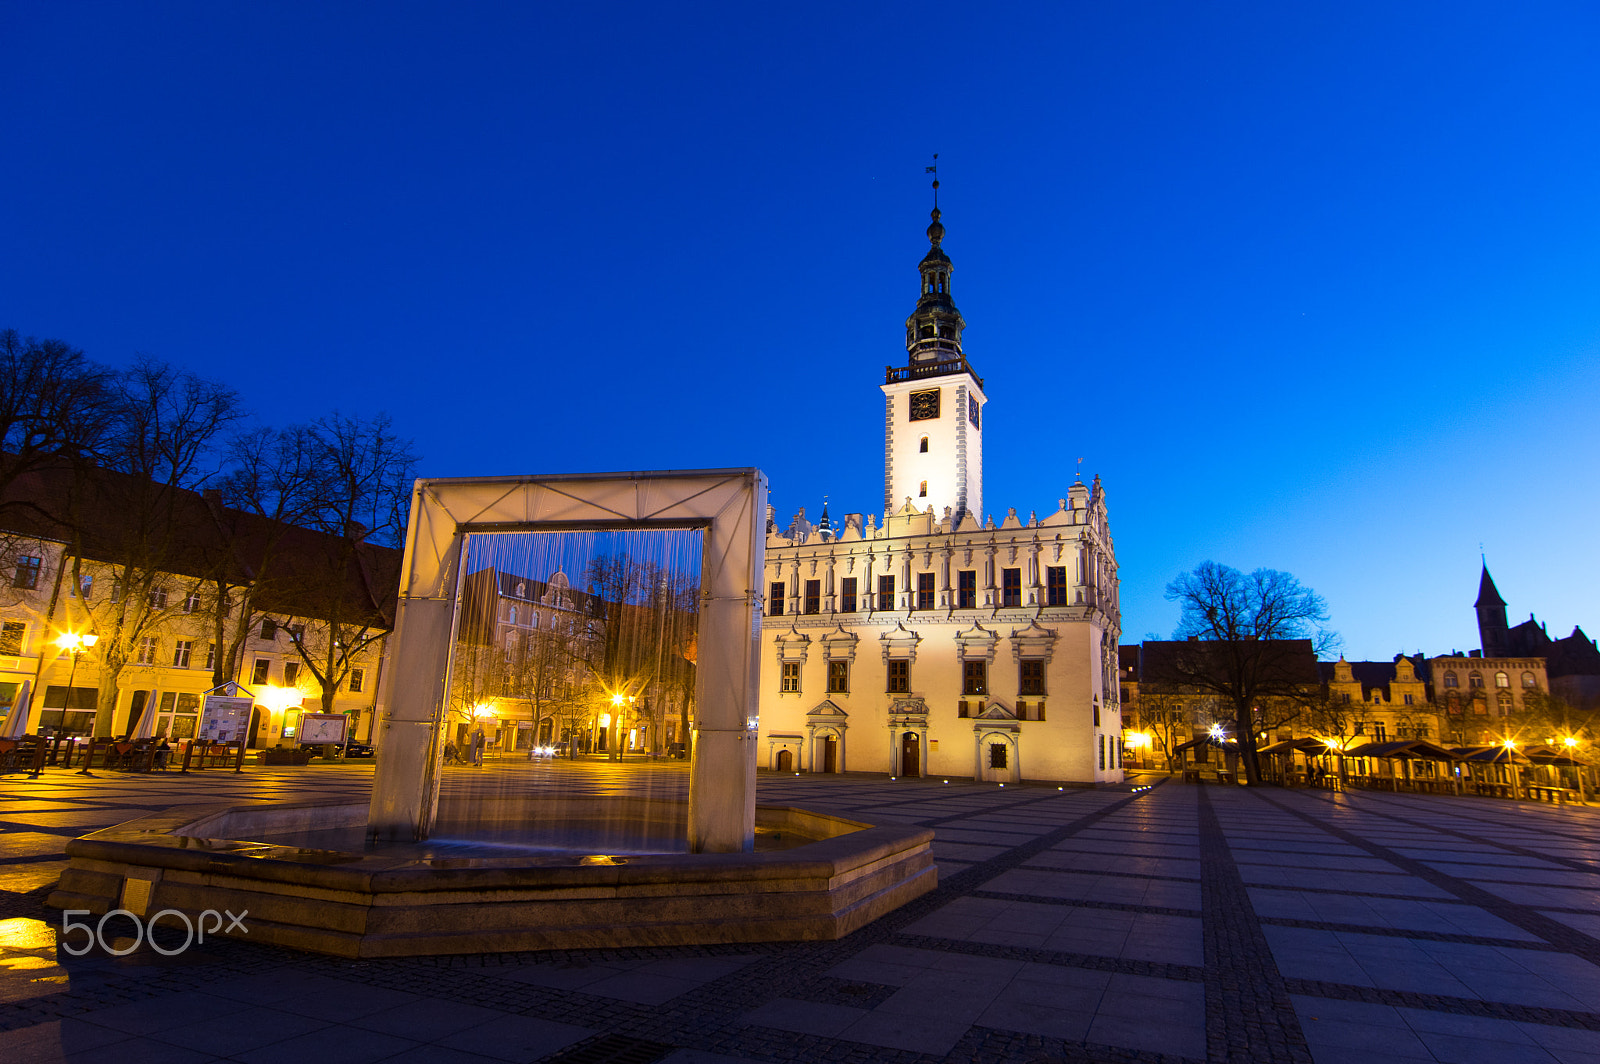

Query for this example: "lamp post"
[56,631,99,775]
[54,631,99,725]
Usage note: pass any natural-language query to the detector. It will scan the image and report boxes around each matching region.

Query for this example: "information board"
[298,713,348,745]
[198,694,254,742]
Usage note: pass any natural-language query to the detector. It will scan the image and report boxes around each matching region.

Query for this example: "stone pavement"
[4,760,1600,1063]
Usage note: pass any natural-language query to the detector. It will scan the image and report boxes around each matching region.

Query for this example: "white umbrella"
[1,681,33,739]
[129,690,158,740]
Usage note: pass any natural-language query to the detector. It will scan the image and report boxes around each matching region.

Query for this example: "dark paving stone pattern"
[4,760,1600,1062]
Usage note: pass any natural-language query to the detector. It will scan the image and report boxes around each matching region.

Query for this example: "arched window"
[919,436,929,453]
[1444,673,1459,688]
[516,582,526,597]
[508,606,517,625]
[1494,671,1509,688]
[918,481,928,497]
[1468,672,1484,688]
[531,613,540,629]
[1522,671,1536,688]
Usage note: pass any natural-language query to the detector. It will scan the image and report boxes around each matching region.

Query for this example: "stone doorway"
[776,748,794,773]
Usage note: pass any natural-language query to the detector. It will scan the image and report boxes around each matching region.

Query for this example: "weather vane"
[925,153,939,209]
[1075,457,1083,483]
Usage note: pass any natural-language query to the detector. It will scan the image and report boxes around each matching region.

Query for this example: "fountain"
[47,470,935,957]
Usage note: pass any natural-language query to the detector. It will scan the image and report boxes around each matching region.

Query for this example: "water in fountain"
[262,526,800,860]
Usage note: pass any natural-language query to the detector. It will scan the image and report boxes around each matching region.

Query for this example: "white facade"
[756,205,1123,784]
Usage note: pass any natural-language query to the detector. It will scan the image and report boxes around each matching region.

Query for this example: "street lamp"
[56,631,99,774]
[54,631,99,716]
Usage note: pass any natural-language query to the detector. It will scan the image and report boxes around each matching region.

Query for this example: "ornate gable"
[880,622,923,664]
[820,624,859,662]
[954,622,999,664]
[1009,620,1058,665]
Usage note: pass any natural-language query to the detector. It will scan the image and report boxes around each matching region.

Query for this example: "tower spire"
[905,160,965,365]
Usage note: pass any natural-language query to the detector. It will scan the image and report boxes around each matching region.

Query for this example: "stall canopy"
[1450,745,1532,765]
[1258,737,1340,757]
[1345,739,1459,762]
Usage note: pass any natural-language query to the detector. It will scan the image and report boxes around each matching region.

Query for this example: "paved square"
[5,760,1600,1062]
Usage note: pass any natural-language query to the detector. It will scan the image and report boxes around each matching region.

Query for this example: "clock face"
[909,389,940,421]
[968,396,981,429]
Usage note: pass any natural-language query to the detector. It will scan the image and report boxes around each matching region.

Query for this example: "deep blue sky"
[5,3,1598,660]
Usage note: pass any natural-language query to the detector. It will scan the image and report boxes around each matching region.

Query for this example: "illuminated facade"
[755,207,1123,784]
[0,472,391,746]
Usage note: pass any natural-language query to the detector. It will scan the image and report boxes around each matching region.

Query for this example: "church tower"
[881,194,986,523]
[1475,562,1509,657]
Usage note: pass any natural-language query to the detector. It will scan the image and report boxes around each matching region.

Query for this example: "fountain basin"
[46,799,936,958]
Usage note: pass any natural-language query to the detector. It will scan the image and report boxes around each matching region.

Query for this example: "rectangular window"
[252,659,271,685]
[1036,701,1046,722]
[804,579,820,615]
[887,659,909,693]
[111,579,122,603]
[1019,659,1045,695]
[1373,722,1388,742]
[990,742,1008,769]
[768,582,784,616]
[148,587,168,609]
[68,572,92,599]
[958,700,970,718]
[780,661,800,693]
[12,556,40,590]
[877,575,895,611]
[172,640,192,668]
[957,569,976,609]
[206,642,217,671]
[0,622,24,655]
[962,660,987,696]
[1046,566,1067,606]
[1099,735,1106,770]
[916,572,934,611]
[826,660,848,693]
[1016,700,1028,721]
[1403,693,1414,705]
[183,591,201,613]
[349,667,364,693]
[137,636,157,664]
[260,617,278,640]
[840,577,857,613]
[284,661,301,686]
[1001,568,1021,607]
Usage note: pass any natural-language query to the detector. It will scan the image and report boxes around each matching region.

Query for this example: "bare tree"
[1158,561,1337,785]
[270,413,415,713]
[0,330,116,527]
[73,360,242,734]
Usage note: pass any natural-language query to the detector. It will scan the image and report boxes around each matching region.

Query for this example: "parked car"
[299,740,375,758]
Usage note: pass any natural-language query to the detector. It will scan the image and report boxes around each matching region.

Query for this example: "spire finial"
[925,154,939,210]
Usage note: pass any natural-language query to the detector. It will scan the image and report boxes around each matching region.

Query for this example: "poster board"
[199,694,254,743]
[298,713,348,745]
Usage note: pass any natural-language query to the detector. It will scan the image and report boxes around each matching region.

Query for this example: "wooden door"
[900,732,920,777]
[823,735,838,773]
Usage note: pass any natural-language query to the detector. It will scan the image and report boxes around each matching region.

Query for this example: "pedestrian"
[470,725,485,767]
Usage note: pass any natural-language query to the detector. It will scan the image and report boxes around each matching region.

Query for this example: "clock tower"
[881,203,986,523]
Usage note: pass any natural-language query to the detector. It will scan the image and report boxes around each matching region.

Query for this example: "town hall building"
[755,202,1123,784]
